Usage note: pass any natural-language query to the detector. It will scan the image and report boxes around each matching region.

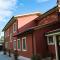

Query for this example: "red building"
[3,6,60,60]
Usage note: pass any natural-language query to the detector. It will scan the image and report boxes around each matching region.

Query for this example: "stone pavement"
[0,51,31,60]
[0,51,12,60]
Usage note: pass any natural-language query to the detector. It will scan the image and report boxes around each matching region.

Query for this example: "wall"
[17,34,33,58]
[38,11,58,26]
[4,20,18,51]
[34,11,59,58]
[17,15,38,29]
[34,22,60,58]
[18,20,37,33]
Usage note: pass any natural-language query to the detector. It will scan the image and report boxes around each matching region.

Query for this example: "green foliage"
[31,55,41,60]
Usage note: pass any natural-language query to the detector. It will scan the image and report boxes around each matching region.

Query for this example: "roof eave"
[2,16,16,31]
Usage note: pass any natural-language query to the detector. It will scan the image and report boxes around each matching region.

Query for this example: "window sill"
[17,49,21,51]
[22,49,27,51]
[48,43,54,45]
[14,49,16,50]
[13,31,16,33]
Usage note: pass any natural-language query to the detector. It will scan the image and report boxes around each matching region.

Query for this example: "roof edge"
[15,12,42,18]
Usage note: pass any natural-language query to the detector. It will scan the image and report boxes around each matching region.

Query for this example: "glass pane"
[14,41,16,49]
[13,24,17,32]
[56,35,60,44]
[48,36,53,43]
[23,39,26,49]
[18,40,20,49]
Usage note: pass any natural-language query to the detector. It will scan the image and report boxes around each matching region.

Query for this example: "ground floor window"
[22,37,27,51]
[17,39,21,50]
[47,36,54,45]
[56,35,60,45]
[5,42,8,48]
[13,40,16,50]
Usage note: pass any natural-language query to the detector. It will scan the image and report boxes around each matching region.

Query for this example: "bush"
[8,50,11,57]
[31,55,41,60]
[3,48,6,55]
[14,50,18,60]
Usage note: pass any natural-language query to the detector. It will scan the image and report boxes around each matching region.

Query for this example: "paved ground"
[0,51,12,60]
[0,51,31,60]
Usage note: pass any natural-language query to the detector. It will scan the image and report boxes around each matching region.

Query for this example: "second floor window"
[13,23,17,33]
[10,32,13,42]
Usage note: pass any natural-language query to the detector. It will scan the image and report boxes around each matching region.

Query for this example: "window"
[5,29,9,38]
[13,40,16,50]
[47,36,54,45]
[5,42,8,48]
[56,35,60,45]
[22,37,27,51]
[13,23,17,33]
[7,29,9,36]
[17,39,21,50]
[10,32,13,42]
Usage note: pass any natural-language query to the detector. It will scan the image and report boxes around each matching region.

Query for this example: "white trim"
[15,12,41,17]
[46,35,59,60]
[10,33,12,42]
[13,40,16,50]
[47,36,54,45]
[45,32,60,36]
[17,39,21,51]
[53,35,58,60]
[22,37,27,51]
[5,42,8,48]
[13,23,17,33]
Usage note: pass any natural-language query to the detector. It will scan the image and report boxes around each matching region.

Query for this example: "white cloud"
[36,0,49,3]
[0,0,16,9]
[0,10,12,17]
[0,0,17,22]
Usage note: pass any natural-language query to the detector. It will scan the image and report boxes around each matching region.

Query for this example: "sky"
[0,0,57,36]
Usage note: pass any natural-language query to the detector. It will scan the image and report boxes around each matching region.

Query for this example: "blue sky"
[0,0,57,36]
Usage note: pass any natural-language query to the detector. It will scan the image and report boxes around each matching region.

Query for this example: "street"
[0,51,31,60]
[0,51,12,60]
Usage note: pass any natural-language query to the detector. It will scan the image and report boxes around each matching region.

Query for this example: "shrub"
[14,50,18,60]
[31,55,41,60]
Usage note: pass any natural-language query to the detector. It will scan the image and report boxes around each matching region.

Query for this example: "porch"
[45,29,60,60]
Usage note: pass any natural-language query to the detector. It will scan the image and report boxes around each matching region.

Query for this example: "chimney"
[57,0,60,12]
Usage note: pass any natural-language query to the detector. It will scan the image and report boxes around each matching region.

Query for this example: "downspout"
[3,31,6,55]
[32,30,34,56]
[57,1,60,60]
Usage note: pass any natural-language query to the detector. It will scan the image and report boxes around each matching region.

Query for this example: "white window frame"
[7,29,9,36]
[5,42,8,48]
[10,33,12,42]
[22,37,27,51]
[13,23,17,33]
[17,39,21,50]
[13,40,16,50]
[47,36,54,45]
[56,35,60,45]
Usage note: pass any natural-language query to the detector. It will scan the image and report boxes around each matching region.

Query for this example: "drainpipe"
[56,35,60,60]
[31,31,34,56]
[57,0,60,60]
[3,32,6,55]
